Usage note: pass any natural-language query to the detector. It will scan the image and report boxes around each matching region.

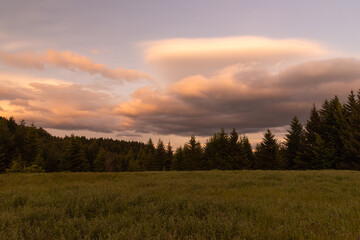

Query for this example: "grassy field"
[1,171,360,239]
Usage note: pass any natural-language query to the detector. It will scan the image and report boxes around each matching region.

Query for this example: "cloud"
[2,36,359,142]
[144,36,328,80]
[0,49,150,82]
[114,58,360,136]
[0,74,122,132]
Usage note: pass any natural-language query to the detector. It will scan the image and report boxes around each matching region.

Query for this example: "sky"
[1,0,360,147]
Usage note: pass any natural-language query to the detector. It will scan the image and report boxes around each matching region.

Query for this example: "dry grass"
[0,170,359,239]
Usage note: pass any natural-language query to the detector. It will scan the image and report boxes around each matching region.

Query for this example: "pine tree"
[62,135,86,171]
[284,116,306,169]
[136,148,146,171]
[0,144,7,172]
[127,148,141,171]
[171,147,184,170]
[153,139,166,171]
[165,142,173,171]
[0,120,11,171]
[229,129,240,169]
[255,129,279,169]
[144,138,155,171]
[239,135,254,169]
[311,134,333,169]
[319,96,346,168]
[340,90,360,169]
[183,136,204,170]
[6,154,24,172]
[205,129,230,170]
[94,148,107,172]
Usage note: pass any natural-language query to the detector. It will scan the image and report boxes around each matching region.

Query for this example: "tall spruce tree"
[229,129,240,169]
[165,142,173,171]
[319,96,345,168]
[284,116,306,169]
[171,146,184,170]
[62,135,87,171]
[0,144,7,172]
[183,136,203,170]
[127,148,141,171]
[205,129,230,170]
[340,90,360,169]
[144,138,155,170]
[255,129,279,169]
[303,105,323,169]
[153,139,166,171]
[239,135,254,169]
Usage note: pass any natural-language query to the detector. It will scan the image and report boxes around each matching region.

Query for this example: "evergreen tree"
[205,129,230,170]
[229,129,240,169]
[340,90,360,169]
[311,134,333,169]
[255,129,279,169]
[303,104,323,168]
[183,136,204,170]
[7,117,17,134]
[62,135,87,171]
[136,148,146,171]
[239,135,254,169]
[127,148,141,171]
[6,154,24,172]
[94,148,108,172]
[171,147,184,170]
[144,138,155,170]
[153,139,166,171]
[0,144,7,172]
[165,142,173,171]
[0,119,11,171]
[284,116,306,169]
[319,96,346,168]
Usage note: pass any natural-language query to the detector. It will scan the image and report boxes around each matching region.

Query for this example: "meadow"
[0,171,360,239]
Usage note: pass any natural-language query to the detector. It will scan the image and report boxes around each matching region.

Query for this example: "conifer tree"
[62,135,86,171]
[6,154,24,172]
[205,129,230,170]
[94,148,108,172]
[136,148,146,171]
[305,104,323,144]
[153,139,166,171]
[0,144,7,172]
[127,148,141,171]
[165,142,173,171]
[171,147,184,170]
[229,129,240,169]
[183,136,203,170]
[255,129,279,169]
[239,135,254,169]
[0,120,11,171]
[319,96,346,168]
[284,116,306,169]
[144,138,155,170]
[311,134,333,169]
[340,90,360,169]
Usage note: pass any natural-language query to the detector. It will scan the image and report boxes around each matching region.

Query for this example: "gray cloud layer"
[114,58,360,136]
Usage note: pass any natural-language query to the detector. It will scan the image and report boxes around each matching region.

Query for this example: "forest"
[1,89,360,173]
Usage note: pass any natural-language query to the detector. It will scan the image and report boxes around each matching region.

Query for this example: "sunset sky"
[1,0,360,147]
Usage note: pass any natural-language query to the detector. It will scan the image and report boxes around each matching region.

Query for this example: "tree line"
[1,89,360,173]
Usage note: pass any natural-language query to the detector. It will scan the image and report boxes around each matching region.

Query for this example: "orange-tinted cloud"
[144,36,327,80]
[114,58,360,136]
[0,74,121,132]
[0,49,150,82]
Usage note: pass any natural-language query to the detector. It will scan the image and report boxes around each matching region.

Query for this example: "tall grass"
[0,171,359,239]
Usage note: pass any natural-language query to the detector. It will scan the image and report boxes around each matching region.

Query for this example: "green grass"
[1,171,360,239]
